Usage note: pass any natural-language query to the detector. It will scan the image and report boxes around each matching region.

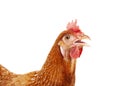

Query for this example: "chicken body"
[0,20,89,86]
[0,32,76,86]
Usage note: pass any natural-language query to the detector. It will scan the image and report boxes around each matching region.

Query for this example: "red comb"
[66,20,82,33]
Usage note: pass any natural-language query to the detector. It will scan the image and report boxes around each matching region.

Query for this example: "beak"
[81,34,91,40]
[74,34,90,47]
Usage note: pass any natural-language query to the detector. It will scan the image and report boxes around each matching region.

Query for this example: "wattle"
[70,46,83,59]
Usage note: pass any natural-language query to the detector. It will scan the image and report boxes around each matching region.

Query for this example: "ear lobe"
[60,46,64,57]
[58,41,63,46]
[58,40,65,57]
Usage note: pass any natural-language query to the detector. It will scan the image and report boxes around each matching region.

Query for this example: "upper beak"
[74,34,90,47]
[81,34,91,40]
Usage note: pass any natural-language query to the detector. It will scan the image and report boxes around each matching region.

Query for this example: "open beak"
[74,34,90,47]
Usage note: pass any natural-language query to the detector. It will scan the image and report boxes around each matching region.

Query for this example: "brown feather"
[0,30,77,86]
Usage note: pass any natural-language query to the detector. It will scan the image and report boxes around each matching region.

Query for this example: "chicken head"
[58,20,90,61]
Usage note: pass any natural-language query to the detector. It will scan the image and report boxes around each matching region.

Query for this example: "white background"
[0,0,120,86]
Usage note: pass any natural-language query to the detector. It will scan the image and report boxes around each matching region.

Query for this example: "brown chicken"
[0,20,90,86]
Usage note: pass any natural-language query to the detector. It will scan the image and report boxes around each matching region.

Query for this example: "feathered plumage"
[0,20,90,86]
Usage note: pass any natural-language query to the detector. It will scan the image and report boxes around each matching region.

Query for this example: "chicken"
[0,20,90,86]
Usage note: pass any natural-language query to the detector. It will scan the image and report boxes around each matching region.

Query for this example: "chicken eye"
[65,35,70,40]
[63,34,75,43]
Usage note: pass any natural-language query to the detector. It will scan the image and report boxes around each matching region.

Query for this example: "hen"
[0,20,90,86]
